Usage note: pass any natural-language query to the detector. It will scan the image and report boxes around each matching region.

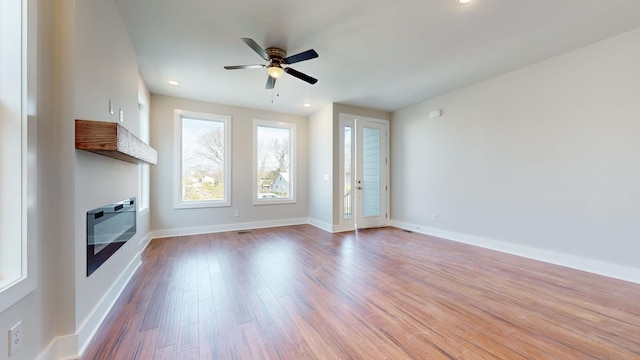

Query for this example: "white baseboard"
[149,217,309,239]
[307,218,334,232]
[330,223,356,233]
[307,217,361,233]
[76,252,142,356]
[36,334,79,360]
[391,220,640,285]
[138,231,153,249]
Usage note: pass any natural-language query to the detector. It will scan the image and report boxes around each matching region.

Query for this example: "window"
[174,109,231,208]
[0,0,36,313]
[343,125,353,219]
[253,119,296,204]
[138,94,150,212]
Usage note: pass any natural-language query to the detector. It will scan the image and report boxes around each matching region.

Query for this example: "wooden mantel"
[75,119,157,165]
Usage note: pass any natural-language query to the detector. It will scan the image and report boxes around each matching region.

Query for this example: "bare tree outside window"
[256,125,293,199]
[181,118,226,201]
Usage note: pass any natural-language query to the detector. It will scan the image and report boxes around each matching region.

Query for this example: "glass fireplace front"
[86,197,136,276]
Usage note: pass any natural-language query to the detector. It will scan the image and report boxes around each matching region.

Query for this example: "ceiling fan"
[224,38,319,89]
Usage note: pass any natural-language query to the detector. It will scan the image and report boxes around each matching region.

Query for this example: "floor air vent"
[237,230,252,234]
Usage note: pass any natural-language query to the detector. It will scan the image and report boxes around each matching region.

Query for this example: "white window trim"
[173,109,232,209]
[138,93,150,214]
[253,119,297,205]
[0,0,37,313]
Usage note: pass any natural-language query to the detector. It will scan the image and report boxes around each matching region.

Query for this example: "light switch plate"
[8,321,22,356]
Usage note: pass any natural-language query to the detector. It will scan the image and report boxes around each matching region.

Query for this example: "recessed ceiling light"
[303,103,311,108]
[168,80,180,86]
[456,0,472,4]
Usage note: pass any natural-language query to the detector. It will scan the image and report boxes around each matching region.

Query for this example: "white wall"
[0,0,150,358]
[0,0,141,358]
[51,0,78,346]
[73,3,145,350]
[308,104,334,231]
[391,28,640,282]
[150,95,309,236]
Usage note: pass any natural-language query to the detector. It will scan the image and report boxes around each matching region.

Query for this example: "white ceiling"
[114,0,640,116]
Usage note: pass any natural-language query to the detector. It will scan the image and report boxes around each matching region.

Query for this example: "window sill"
[0,276,36,313]
[253,199,297,206]
[174,201,231,210]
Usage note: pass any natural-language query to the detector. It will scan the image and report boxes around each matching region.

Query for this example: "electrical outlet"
[431,214,438,222]
[8,321,22,356]
[234,210,240,217]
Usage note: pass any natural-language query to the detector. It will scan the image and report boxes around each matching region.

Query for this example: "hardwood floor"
[83,225,640,359]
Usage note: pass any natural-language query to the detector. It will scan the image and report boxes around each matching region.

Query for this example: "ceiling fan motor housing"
[266,47,287,61]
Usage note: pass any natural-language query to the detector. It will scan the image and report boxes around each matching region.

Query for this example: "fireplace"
[86,197,136,276]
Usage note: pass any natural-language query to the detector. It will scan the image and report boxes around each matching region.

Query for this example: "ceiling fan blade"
[266,75,276,89]
[284,49,319,64]
[224,64,266,70]
[284,67,318,85]
[241,38,269,61]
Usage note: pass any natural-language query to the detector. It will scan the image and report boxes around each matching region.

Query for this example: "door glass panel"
[344,126,353,219]
[362,127,380,217]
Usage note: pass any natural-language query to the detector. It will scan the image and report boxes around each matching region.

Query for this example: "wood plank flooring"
[83,225,640,359]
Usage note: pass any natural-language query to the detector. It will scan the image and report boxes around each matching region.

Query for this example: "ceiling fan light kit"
[267,65,284,79]
[224,38,319,89]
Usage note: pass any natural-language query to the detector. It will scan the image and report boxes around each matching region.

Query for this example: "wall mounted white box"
[429,110,442,119]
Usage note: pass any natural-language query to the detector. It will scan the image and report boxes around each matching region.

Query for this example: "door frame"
[338,113,390,231]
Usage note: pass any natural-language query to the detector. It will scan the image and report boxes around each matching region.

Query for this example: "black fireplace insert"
[86,197,136,276]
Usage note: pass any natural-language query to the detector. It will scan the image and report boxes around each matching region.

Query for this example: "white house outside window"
[253,119,296,204]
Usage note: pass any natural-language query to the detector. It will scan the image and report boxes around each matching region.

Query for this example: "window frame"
[173,109,232,209]
[138,94,150,213]
[253,119,297,205]
[0,0,37,313]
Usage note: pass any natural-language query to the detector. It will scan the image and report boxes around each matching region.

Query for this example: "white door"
[355,118,388,228]
[340,115,389,230]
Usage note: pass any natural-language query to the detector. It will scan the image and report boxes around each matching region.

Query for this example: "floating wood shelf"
[75,119,157,165]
